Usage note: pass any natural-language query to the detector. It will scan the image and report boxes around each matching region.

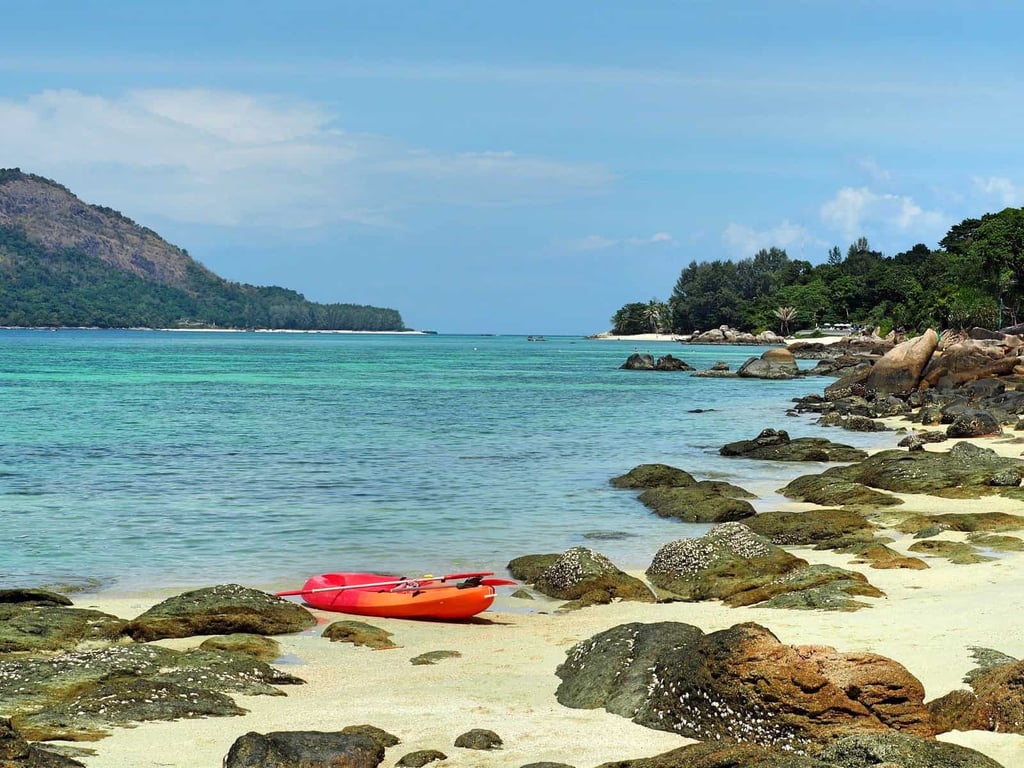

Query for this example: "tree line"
[612,207,1024,336]
[0,225,407,331]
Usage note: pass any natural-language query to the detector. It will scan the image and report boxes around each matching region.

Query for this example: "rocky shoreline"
[4,327,1024,767]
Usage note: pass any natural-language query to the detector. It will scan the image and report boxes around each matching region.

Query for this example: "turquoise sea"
[0,330,897,593]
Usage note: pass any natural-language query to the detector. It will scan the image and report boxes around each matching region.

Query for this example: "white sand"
[49,426,1024,768]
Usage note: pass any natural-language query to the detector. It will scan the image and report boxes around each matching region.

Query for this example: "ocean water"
[0,330,897,593]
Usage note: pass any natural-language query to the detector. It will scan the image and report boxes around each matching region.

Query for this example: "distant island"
[0,168,407,331]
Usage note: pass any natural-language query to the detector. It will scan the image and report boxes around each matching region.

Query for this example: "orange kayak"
[297,572,496,620]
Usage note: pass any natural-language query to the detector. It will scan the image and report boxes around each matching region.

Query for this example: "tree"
[642,299,669,332]
[772,306,798,336]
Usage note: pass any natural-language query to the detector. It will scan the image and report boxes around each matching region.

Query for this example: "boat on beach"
[293,571,498,620]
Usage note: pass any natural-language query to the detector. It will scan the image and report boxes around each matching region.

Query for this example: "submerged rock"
[610,463,696,489]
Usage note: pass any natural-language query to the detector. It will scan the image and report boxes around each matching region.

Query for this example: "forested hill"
[0,168,407,330]
[611,207,1024,337]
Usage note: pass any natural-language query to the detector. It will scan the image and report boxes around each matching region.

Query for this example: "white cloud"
[973,176,1023,207]
[566,232,676,251]
[0,88,612,229]
[820,186,945,242]
[722,220,817,257]
[857,158,891,183]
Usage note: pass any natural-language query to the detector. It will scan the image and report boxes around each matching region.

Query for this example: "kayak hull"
[299,572,495,620]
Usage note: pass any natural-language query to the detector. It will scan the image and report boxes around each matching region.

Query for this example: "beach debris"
[322,620,398,650]
[453,728,502,750]
[124,584,316,642]
[224,730,385,768]
[557,621,934,753]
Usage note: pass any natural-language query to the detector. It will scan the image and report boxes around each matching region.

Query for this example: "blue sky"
[2,1,1023,334]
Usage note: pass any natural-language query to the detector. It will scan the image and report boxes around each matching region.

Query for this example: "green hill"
[0,168,407,330]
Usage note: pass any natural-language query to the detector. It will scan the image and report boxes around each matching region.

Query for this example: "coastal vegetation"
[0,169,407,331]
[612,207,1024,336]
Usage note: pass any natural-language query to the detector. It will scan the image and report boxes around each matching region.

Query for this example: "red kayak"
[293,572,498,620]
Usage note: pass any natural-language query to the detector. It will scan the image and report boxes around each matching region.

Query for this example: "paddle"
[274,571,500,597]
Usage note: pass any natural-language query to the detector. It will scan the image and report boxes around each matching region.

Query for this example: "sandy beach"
[69,429,1024,768]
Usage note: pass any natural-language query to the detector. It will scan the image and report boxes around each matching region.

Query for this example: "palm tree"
[643,299,667,333]
[773,305,798,337]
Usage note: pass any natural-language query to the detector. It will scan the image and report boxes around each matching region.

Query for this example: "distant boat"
[527,335,547,342]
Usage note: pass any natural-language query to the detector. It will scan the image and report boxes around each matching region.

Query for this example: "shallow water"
[0,330,897,591]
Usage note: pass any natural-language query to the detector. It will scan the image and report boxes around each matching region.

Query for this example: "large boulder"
[637,484,755,523]
[620,353,655,370]
[863,329,938,395]
[743,508,875,548]
[224,731,385,768]
[946,409,1002,438]
[0,717,86,767]
[818,730,1004,767]
[530,547,654,607]
[610,464,696,489]
[557,621,934,752]
[0,604,126,655]
[720,428,868,462]
[736,348,800,379]
[920,338,1020,389]
[124,584,317,642]
[927,652,1024,735]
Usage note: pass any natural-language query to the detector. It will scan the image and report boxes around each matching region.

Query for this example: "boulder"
[779,474,902,509]
[637,485,755,523]
[743,508,874,548]
[396,750,447,767]
[817,413,890,432]
[863,329,938,394]
[124,584,316,642]
[223,731,385,768]
[531,548,654,608]
[199,633,282,662]
[596,742,834,767]
[720,428,868,462]
[928,651,1024,736]
[322,621,398,650]
[653,354,693,371]
[736,348,800,379]
[946,409,1001,438]
[920,339,1019,389]
[0,604,126,655]
[818,730,1004,767]
[610,464,696,489]
[0,717,86,767]
[620,353,655,370]
[506,554,561,583]
[453,729,502,749]
[557,621,934,752]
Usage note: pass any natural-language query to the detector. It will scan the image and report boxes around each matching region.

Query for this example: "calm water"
[0,330,896,593]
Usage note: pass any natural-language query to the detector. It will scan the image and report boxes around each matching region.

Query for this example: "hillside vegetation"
[0,169,406,331]
[612,207,1024,337]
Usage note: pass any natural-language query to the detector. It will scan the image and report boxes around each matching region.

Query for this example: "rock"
[637,485,755,523]
[0,589,73,607]
[920,339,1019,389]
[720,428,868,462]
[557,621,934,752]
[654,354,693,371]
[836,542,929,570]
[0,717,86,767]
[947,409,1002,438]
[863,329,938,395]
[595,742,835,767]
[199,633,282,662]
[223,731,385,768]
[824,364,873,401]
[507,554,561,583]
[396,750,447,767]
[818,730,1005,767]
[799,442,1024,499]
[340,724,400,748]
[645,523,805,604]
[893,512,1024,535]
[124,584,316,642]
[322,621,398,650]
[907,540,993,564]
[531,547,654,607]
[747,564,885,611]
[453,728,502,749]
[744,509,874,548]
[410,650,461,665]
[610,464,696,488]
[620,353,655,370]
[898,430,947,449]
[521,764,576,768]
[779,475,902,509]
[0,605,127,655]
[736,348,800,379]
[817,413,890,432]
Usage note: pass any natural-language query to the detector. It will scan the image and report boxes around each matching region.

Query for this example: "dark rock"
[818,729,1005,767]
[507,554,560,583]
[610,464,695,489]
[199,633,282,662]
[531,548,654,608]
[637,486,755,523]
[509,589,535,600]
[522,763,576,768]
[817,413,890,432]
[823,364,873,400]
[223,730,385,768]
[749,564,885,611]
[396,749,447,767]
[0,589,73,607]
[645,523,805,605]
[779,474,901,509]
[557,621,934,752]
[620,353,655,370]
[744,508,874,548]
[454,728,502,749]
[653,354,694,371]
[0,717,86,767]
[897,430,947,448]
[595,741,835,767]
[720,429,867,462]
[124,584,316,642]
[736,348,800,379]
[410,650,461,665]
[947,409,1001,438]
[340,724,400,748]
[894,512,1024,535]
[0,605,127,655]
[322,621,398,650]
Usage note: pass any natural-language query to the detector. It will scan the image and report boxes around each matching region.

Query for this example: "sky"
[2,1,1023,334]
